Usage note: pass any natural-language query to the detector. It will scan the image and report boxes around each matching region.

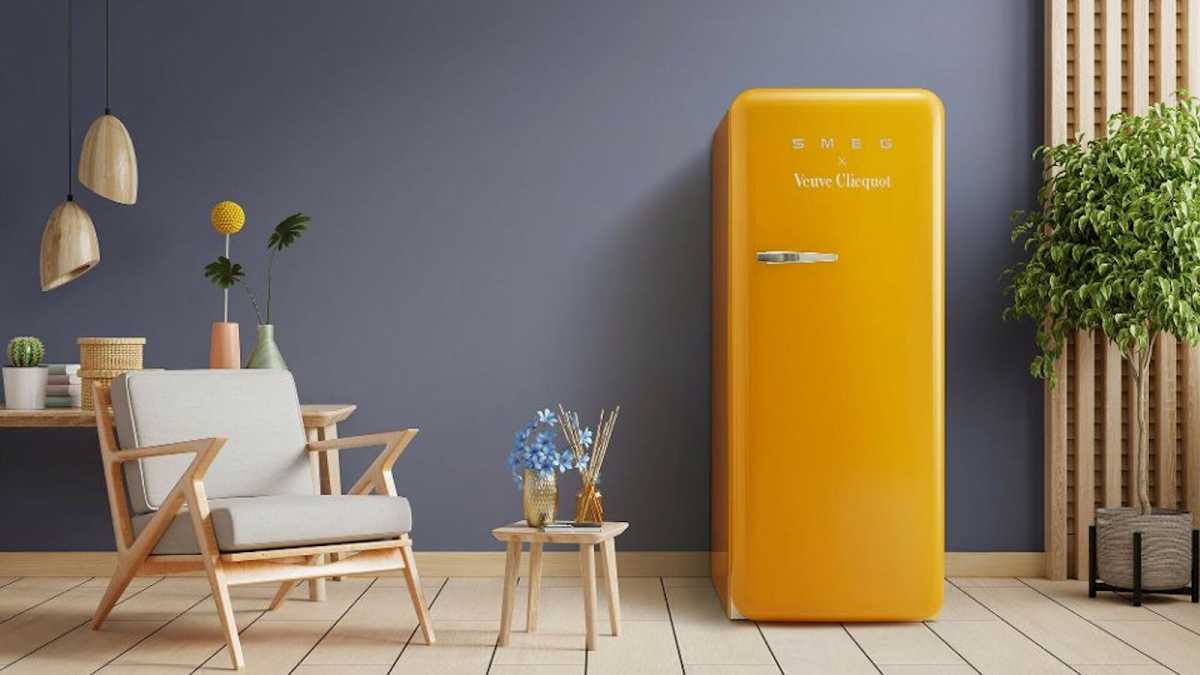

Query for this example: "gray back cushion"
[112,369,313,514]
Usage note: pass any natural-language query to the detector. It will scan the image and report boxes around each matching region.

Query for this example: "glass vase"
[522,469,557,527]
[575,482,604,523]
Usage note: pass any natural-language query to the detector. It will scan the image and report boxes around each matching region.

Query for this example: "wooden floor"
[2,575,1200,674]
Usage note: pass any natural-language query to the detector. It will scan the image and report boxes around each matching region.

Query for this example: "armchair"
[89,370,434,670]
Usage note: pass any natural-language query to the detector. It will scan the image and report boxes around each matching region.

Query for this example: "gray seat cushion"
[132,494,412,554]
[111,370,313,514]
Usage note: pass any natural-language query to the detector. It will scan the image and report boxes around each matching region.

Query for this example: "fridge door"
[729,89,944,620]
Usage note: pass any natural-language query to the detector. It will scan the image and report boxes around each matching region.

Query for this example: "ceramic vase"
[522,469,557,527]
[2,366,48,410]
[209,322,241,369]
[245,324,287,370]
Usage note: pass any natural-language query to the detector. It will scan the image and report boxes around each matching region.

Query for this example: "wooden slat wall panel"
[1103,0,1125,510]
[1158,0,1178,102]
[1047,0,1200,578]
[1045,0,1071,581]
[1073,330,1096,578]
[1184,0,1200,529]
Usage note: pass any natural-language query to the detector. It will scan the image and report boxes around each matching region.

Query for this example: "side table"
[492,521,629,650]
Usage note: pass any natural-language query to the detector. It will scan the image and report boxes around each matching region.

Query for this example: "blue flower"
[580,427,594,448]
[507,409,569,489]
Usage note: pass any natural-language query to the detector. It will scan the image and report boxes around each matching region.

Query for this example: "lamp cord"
[105,0,110,113]
[66,0,72,200]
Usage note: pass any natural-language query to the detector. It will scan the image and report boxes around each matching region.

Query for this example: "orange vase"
[209,322,241,369]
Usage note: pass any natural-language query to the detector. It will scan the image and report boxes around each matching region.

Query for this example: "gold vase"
[522,469,557,527]
[575,483,605,524]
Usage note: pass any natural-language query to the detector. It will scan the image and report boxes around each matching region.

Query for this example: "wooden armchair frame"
[89,384,435,670]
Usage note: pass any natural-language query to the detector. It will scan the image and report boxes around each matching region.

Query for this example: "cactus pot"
[2,366,48,410]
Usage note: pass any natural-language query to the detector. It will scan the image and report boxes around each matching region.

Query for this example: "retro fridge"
[712,89,944,621]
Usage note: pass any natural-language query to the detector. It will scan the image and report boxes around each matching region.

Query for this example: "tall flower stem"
[223,234,230,323]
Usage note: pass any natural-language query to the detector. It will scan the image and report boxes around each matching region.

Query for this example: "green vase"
[245,324,287,370]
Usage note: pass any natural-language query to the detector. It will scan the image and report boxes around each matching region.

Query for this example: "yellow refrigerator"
[712,89,944,621]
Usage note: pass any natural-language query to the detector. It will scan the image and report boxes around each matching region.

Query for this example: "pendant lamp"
[79,0,137,204]
[41,0,99,292]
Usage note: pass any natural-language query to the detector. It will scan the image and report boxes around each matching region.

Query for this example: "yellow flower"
[210,201,245,235]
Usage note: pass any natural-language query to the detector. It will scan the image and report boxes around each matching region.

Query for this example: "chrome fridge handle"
[756,251,838,264]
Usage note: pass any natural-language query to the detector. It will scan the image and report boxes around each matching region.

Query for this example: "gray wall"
[0,1,1044,552]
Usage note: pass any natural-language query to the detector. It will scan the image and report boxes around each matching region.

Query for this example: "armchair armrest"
[113,436,228,567]
[306,431,409,452]
[113,437,227,462]
[305,429,418,496]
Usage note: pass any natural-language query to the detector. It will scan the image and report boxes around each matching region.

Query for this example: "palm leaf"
[203,256,244,289]
[267,212,311,251]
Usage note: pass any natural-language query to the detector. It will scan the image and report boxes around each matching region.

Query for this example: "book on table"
[46,363,80,376]
[47,374,82,385]
[540,521,603,532]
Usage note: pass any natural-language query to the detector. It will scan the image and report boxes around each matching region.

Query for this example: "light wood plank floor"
[2,576,1199,673]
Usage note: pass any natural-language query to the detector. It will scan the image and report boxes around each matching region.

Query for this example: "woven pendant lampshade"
[40,0,100,292]
[79,0,137,204]
[40,198,100,291]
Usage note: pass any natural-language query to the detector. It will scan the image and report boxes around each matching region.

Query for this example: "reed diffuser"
[559,404,620,524]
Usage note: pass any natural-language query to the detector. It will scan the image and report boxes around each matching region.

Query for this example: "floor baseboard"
[0,550,1044,578]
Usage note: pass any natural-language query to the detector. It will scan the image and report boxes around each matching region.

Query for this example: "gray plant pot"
[1096,507,1192,590]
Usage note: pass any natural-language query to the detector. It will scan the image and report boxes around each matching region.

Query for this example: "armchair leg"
[400,541,435,645]
[186,480,244,670]
[205,565,245,670]
[90,556,138,629]
[270,580,298,611]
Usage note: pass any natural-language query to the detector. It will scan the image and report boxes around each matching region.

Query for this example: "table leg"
[579,543,598,650]
[527,541,543,632]
[308,554,326,601]
[498,540,521,646]
[319,424,343,580]
[304,427,327,600]
[600,538,620,636]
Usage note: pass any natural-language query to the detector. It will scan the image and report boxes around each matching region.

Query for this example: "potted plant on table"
[3,337,48,410]
[1005,93,1200,601]
[204,212,310,370]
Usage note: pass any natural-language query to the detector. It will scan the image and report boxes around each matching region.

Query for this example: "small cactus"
[7,337,45,368]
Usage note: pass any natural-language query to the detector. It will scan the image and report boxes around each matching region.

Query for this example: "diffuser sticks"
[559,404,620,523]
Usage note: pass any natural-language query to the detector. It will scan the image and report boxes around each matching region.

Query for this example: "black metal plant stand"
[1088,525,1199,606]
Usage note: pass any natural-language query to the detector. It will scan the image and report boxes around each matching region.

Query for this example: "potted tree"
[1005,93,1200,601]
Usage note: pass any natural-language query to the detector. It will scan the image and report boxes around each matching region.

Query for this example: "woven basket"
[1096,507,1193,590]
[78,337,145,371]
[79,367,118,410]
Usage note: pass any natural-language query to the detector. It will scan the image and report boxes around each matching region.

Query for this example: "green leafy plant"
[203,212,310,325]
[7,337,45,368]
[1004,92,1200,515]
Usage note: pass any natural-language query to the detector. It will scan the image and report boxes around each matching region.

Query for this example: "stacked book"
[540,520,603,532]
[45,364,81,408]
